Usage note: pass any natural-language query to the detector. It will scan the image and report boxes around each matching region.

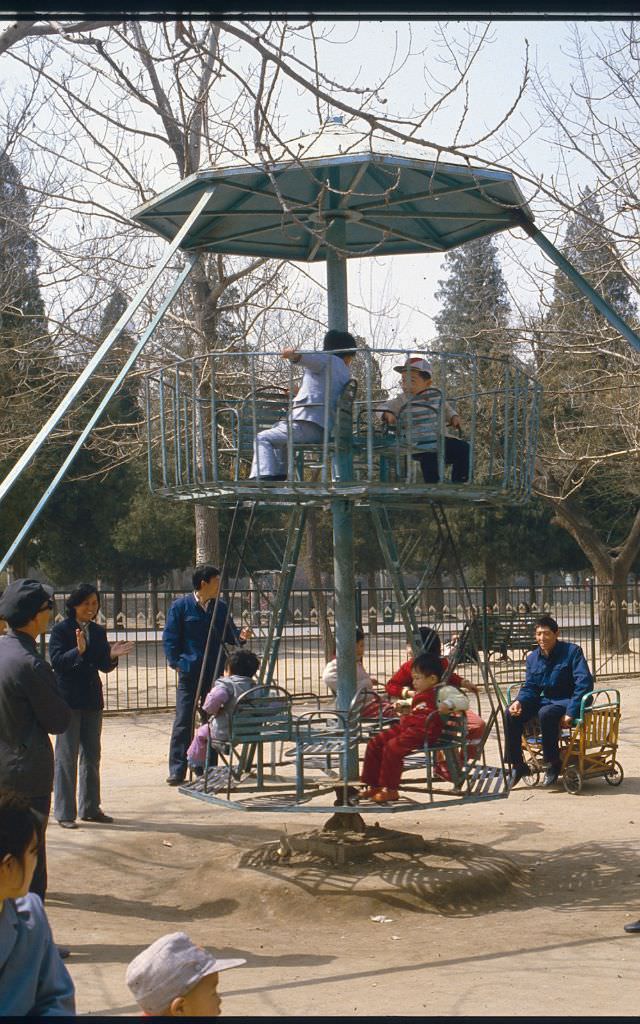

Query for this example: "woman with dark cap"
[50,583,132,829]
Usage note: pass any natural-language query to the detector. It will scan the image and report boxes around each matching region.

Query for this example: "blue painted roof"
[131,124,533,261]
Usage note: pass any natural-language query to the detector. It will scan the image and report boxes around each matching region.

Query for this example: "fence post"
[588,578,597,683]
[355,581,363,629]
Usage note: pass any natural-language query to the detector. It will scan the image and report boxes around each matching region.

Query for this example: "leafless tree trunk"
[302,510,334,661]
[194,505,219,566]
[549,499,640,655]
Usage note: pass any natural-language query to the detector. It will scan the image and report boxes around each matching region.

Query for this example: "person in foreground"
[126,931,245,1017]
[0,579,71,902]
[0,789,76,1015]
[504,614,593,787]
[360,651,455,804]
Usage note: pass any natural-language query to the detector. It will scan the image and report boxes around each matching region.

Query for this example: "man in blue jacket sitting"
[505,614,593,787]
[163,565,249,786]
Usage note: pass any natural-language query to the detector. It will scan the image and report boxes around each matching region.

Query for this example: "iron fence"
[42,581,640,711]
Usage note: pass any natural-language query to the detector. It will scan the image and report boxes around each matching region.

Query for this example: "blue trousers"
[53,708,103,822]
[250,419,323,478]
[504,698,571,768]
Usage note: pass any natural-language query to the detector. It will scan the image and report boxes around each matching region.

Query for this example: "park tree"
[533,188,640,653]
[35,287,143,606]
[433,234,514,603]
[0,150,66,575]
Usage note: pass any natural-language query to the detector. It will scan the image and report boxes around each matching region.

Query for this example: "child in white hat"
[126,931,245,1017]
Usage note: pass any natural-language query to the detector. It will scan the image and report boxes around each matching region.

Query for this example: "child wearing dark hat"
[249,329,357,481]
[126,931,245,1017]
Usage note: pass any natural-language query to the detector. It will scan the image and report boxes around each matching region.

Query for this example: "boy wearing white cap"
[126,931,245,1017]
[383,356,470,484]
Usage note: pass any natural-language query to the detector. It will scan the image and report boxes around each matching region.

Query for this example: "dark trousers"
[29,793,51,902]
[53,708,103,822]
[504,698,571,768]
[417,436,470,484]
[168,675,199,779]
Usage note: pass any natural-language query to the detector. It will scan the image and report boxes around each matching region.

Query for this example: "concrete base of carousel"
[239,824,526,913]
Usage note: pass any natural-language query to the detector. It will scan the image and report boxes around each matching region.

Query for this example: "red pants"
[466,710,485,753]
[361,725,423,791]
[362,712,484,789]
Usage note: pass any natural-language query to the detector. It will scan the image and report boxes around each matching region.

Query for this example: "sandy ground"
[45,678,640,1018]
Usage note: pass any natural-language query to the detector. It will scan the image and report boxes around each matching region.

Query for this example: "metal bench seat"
[181,685,294,803]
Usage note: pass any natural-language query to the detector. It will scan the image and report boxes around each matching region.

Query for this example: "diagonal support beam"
[258,505,307,690]
[0,185,216,511]
[0,256,198,574]
[519,217,640,355]
[369,504,422,652]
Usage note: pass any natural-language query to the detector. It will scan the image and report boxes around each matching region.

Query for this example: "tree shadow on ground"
[46,892,239,922]
[238,836,640,918]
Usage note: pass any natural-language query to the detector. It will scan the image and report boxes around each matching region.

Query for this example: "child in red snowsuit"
[361,651,447,804]
[386,627,485,755]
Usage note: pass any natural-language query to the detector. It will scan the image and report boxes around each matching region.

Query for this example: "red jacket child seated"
[361,651,455,804]
[385,626,485,755]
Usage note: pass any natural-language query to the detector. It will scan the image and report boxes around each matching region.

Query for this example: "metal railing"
[40,581,640,711]
[144,347,542,506]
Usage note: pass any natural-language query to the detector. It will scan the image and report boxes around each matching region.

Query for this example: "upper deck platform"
[144,347,541,509]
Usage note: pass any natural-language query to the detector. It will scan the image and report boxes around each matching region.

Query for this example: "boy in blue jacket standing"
[505,615,593,787]
[163,565,249,786]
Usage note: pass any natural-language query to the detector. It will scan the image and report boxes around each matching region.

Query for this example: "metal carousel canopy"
[131,122,534,260]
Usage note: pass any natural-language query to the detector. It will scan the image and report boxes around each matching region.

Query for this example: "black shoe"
[81,811,113,823]
[58,820,78,829]
[57,945,71,959]
[624,920,640,933]
[510,764,531,784]
[542,767,560,787]
[166,775,185,786]
[333,785,360,806]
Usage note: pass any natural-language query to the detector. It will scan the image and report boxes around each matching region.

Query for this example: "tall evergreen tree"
[433,236,514,600]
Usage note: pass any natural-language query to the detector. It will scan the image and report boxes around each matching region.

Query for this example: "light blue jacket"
[291,352,351,430]
[0,893,76,1015]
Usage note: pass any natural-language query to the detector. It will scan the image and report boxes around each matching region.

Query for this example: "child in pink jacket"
[187,650,260,768]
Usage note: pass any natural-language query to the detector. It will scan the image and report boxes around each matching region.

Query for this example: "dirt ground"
[45,678,640,1018]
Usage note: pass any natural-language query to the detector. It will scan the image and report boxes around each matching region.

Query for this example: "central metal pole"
[327,246,358,787]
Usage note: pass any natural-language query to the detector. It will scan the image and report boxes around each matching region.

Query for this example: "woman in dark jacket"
[50,584,132,829]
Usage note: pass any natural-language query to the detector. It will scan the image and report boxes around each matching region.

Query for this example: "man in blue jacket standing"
[505,615,593,787]
[163,565,248,786]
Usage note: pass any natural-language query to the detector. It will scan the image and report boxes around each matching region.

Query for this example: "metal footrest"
[460,764,509,795]
[182,766,236,794]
